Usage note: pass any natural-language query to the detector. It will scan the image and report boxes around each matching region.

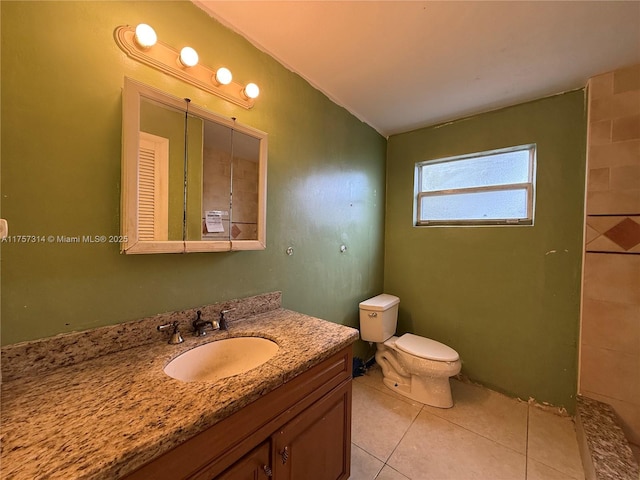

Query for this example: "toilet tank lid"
[359,294,400,311]
[396,333,459,362]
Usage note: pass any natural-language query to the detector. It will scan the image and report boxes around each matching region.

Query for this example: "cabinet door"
[216,440,272,480]
[273,379,352,480]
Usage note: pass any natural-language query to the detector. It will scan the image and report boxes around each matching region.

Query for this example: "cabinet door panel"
[274,380,352,480]
[216,440,272,480]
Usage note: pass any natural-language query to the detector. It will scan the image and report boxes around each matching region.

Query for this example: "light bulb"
[134,24,157,49]
[214,67,233,85]
[243,83,260,99]
[179,47,199,67]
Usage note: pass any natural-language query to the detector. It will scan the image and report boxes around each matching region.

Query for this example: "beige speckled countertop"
[0,304,359,480]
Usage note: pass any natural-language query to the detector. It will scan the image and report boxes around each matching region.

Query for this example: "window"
[414,144,536,226]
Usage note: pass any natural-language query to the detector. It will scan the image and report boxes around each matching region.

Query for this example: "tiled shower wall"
[580,64,640,446]
[202,147,258,241]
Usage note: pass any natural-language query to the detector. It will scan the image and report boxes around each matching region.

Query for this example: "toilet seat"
[395,333,459,362]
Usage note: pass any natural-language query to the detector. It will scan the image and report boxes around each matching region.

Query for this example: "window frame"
[414,144,537,227]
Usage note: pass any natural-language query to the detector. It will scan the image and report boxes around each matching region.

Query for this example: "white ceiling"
[193,1,640,137]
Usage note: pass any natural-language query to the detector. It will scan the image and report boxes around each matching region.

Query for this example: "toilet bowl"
[359,294,461,408]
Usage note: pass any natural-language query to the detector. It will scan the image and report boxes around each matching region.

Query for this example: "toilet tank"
[359,294,400,342]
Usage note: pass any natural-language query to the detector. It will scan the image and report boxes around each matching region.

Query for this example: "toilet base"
[375,341,458,408]
[381,374,454,408]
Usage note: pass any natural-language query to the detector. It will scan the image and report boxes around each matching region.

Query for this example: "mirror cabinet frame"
[121,78,267,254]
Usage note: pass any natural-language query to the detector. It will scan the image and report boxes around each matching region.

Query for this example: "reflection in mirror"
[199,119,232,242]
[230,131,261,241]
[198,127,261,242]
[121,78,267,254]
[139,97,198,242]
[197,122,261,242]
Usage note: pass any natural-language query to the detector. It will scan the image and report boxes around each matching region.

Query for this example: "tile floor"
[350,366,585,480]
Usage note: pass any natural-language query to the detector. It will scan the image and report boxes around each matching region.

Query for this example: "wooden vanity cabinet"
[123,346,353,480]
[216,441,272,480]
[272,380,351,480]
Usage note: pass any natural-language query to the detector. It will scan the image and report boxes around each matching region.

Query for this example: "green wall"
[385,91,587,412]
[0,1,386,345]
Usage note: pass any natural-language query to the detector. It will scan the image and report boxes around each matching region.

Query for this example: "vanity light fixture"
[134,24,157,49]
[243,83,260,99]
[214,67,233,86]
[179,46,199,67]
[115,24,259,109]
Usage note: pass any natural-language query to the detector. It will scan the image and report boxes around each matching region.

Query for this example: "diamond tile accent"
[231,224,242,239]
[587,216,624,234]
[603,217,640,251]
[586,215,640,254]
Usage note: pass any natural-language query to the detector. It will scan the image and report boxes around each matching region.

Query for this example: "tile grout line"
[376,403,425,480]
[353,379,420,479]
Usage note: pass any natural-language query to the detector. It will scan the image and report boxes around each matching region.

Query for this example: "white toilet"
[359,294,461,408]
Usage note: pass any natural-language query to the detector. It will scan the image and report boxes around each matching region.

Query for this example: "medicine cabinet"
[121,78,267,254]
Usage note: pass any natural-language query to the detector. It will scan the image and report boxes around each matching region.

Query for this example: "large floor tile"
[527,458,583,480]
[423,379,528,453]
[351,381,422,462]
[527,407,584,479]
[350,443,383,480]
[375,465,411,480]
[387,410,526,480]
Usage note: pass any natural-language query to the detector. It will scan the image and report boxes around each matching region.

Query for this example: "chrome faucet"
[157,321,183,344]
[193,310,215,336]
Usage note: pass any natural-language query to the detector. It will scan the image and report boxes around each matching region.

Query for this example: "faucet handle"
[157,321,183,344]
[157,320,178,332]
[219,309,234,330]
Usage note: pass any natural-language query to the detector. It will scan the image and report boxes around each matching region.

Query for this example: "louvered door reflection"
[138,132,169,241]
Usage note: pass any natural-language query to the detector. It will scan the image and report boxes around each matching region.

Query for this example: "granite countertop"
[0,308,359,480]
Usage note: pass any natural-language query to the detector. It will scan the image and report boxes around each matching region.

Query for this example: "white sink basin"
[164,337,279,382]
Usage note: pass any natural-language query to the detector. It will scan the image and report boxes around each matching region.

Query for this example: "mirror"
[121,78,267,254]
